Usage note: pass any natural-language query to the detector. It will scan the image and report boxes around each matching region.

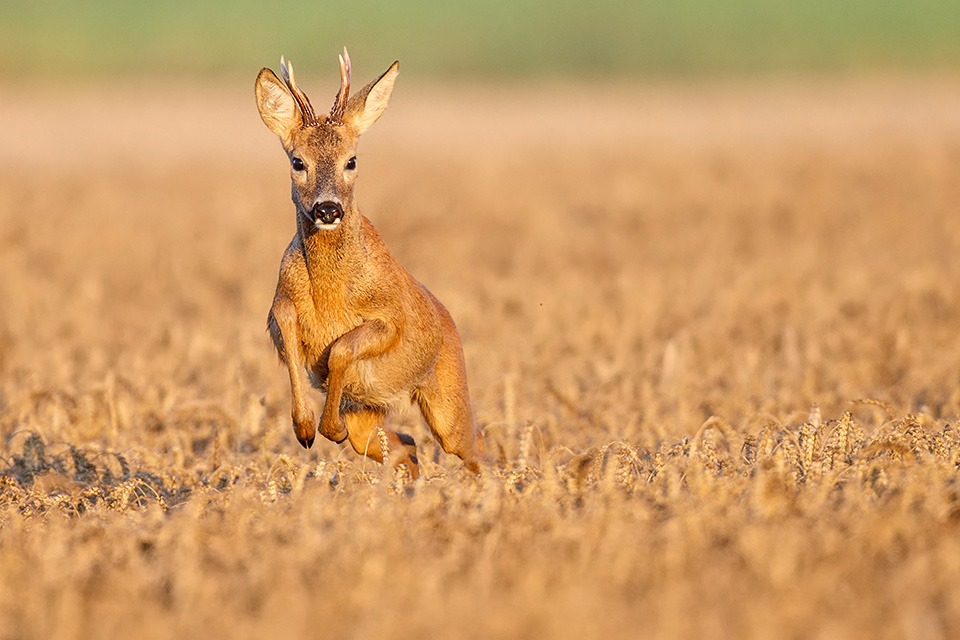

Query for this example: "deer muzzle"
[311,200,344,228]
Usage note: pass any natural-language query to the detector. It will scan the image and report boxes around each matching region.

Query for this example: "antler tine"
[342,46,352,83]
[328,47,351,125]
[279,56,319,127]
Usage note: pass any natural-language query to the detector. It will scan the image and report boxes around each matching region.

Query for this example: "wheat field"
[1,77,960,639]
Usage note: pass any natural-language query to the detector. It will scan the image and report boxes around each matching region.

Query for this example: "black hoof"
[297,434,315,449]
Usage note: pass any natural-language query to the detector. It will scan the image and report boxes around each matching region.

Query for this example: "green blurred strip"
[2,0,959,78]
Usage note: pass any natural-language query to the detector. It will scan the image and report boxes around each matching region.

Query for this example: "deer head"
[255,48,399,231]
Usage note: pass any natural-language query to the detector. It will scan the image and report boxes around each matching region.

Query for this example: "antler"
[278,49,351,128]
[327,47,351,125]
[279,56,319,127]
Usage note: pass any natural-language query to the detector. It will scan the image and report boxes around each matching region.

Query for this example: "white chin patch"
[314,220,342,231]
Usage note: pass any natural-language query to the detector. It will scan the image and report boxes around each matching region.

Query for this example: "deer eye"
[291,157,305,172]
[345,157,357,171]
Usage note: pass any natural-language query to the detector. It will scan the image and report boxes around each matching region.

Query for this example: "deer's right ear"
[255,68,302,141]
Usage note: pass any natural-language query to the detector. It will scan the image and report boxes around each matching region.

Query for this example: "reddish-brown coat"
[256,53,483,477]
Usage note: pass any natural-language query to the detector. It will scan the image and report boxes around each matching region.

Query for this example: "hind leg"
[343,408,420,479]
[415,318,484,473]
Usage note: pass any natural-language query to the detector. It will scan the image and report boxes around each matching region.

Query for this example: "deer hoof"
[319,417,348,444]
[296,431,315,449]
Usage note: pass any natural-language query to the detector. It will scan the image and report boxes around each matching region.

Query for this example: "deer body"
[256,50,483,477]
[272,215,443,410]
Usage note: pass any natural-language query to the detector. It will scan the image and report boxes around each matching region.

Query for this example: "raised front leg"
[270,296,317,448]
[319,319,398,443]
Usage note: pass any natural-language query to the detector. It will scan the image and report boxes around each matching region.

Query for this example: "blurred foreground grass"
[3,407,960,639]
[2,0,960,79]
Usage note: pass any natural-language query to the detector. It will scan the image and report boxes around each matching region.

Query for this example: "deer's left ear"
[344,61,399,135]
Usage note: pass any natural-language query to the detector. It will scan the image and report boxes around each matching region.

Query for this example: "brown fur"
[255,54,484,477]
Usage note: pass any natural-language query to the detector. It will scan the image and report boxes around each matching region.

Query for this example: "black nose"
[312,201,344,225]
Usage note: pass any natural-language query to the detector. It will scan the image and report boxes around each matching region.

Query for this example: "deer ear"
[256,68,303,141]
[344,61,399,135]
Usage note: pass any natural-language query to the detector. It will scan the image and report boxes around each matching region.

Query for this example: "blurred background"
[3,0,960,80]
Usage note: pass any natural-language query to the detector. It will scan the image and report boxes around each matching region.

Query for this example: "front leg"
[270,296,317,448]
[319,319,398,443]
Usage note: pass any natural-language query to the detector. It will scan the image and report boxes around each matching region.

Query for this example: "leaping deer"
[255,49,484,478]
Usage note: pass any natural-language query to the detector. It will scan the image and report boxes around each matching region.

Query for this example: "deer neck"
[297,208,366,297]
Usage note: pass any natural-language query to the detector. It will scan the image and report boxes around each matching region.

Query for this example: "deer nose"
[312,201,344,225]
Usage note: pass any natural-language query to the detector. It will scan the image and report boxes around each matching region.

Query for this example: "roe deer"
[255,49,483,478]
